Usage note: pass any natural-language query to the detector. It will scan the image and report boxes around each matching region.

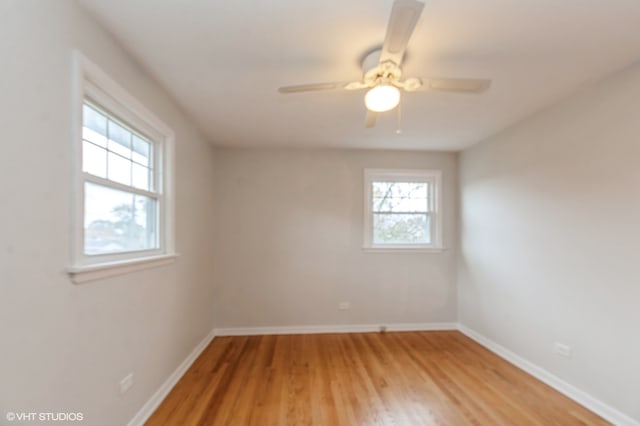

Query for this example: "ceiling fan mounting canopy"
[277,0,492,128]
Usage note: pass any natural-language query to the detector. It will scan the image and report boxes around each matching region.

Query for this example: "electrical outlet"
[119,373,134,395]
[554,342,572,358]
[338,302,350,310]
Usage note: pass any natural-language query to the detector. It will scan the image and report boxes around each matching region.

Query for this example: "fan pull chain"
[395,102,403,135]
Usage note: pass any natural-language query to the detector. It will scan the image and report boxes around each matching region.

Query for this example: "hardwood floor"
[146,331,608,425]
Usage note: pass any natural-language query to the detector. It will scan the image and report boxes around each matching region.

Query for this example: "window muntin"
[364,169,442,250]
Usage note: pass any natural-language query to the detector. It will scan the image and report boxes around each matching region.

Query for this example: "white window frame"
[68,51,176,284]
[363,168,443,252]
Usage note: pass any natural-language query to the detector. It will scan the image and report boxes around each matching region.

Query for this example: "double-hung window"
[69,52,175,283]
[363,169,442,250]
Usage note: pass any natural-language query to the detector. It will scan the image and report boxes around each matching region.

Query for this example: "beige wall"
[459,62,640,422]
[213,149,458,328]
[0,2,216,425]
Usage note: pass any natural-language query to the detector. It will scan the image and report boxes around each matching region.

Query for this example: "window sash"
[371,180,433,212]
[82,101,158,193]
[83,181,160,256]
[372,212,433,245]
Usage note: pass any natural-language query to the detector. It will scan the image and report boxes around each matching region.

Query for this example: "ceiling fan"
[278,0,491,128]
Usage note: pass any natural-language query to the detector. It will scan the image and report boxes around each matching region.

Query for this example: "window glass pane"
[107,152,131,186]
[83,127,107,148]
[82,141,107,178]
[132,163,150,191]
[373,213,430,244]
[108,120,132,158]
[132,135,151,167]
[372,182,428,212]
[83,104,107,137]
[84,182,158,255]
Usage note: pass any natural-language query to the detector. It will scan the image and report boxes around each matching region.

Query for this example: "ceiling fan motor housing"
[364,60,403,86]
[362,48,402,85]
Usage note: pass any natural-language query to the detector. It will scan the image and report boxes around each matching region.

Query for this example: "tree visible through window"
[372,181,430,244]
[364,169,442,249]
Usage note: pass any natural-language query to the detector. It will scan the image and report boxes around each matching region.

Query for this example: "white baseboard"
[457,324,639,426]
[127,328,216,426]
[214,322,457,336]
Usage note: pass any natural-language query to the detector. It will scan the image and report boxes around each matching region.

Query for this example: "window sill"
[362,246,447,254]
[68,253,179,284]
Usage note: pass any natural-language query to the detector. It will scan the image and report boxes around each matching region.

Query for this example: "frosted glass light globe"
[365,85,401,112]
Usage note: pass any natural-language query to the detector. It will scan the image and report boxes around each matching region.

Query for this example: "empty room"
[2,0,639,425]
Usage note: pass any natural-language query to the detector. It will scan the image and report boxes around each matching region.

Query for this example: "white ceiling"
[78,0,640,151]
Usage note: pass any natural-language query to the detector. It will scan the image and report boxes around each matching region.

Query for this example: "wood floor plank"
[145,331,610,426]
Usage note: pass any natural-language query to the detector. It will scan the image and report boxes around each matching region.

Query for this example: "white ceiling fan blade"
[278,82,342,94]
[426,78,492,93]
[396,77,423,92]
[365,110,378,128]
[380,0,425,67]
[344,81,371,90]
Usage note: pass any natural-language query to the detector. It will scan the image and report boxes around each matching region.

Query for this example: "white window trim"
[68,51,177,284]
[363,168,444,252]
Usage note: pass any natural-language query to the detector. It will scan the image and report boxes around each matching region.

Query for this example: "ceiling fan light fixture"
[365,84,401,112]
